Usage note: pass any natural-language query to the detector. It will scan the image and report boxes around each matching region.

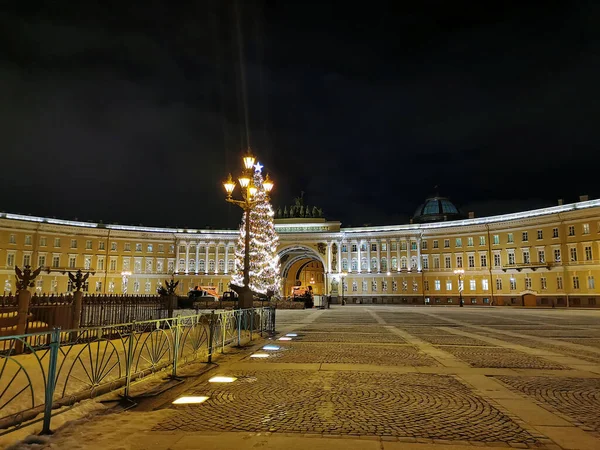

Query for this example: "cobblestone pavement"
[147,307,600,449]
[473,332,600,364]
[299,325,387,333]
[495,376,600,433]
[155,371,538,443]
[247,342,437,366]
[505,329,600,337]
[416,334,492,346]
[297,332,407,343]
[314,315,378,324]
[556,338,600,348]
[438,346,568,369]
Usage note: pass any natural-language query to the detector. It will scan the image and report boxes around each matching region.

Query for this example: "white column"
[338,240,342,273]
[204,243,209,274]
[224,244,229,274]
[386,239,391,272]
[327,241,332,273]
[396,238,401,272]
[367,240,371,273]
[406,238,411,271]
[357,240,361,273]
[214,243,219,274]
[175,242,181,274]
[376,240,381,273]
[185,243,190,273]
[195,243,200,274]
[417,237,422,271]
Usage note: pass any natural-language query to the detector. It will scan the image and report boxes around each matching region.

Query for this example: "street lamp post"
[454,269,464,307]
[340,272,347,305]
[223,150,274,309]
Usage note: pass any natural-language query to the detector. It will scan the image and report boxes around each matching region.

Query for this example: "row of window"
[338,274,595,293]
[5,235,177,253]
[339,224,596,253]
[176,258,235,273]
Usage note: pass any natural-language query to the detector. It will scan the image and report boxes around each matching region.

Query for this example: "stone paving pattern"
[155,371,537,443]
[496,376,600,433]
[297,332,407,343]
[475,332,600,364]
[416,334,492,346]
[248,342,437,366]
[152,306,600,448]
[437,346,568,369]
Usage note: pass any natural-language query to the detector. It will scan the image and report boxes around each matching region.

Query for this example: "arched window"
[209,259,215,271]
[371,257,377,270]
[381,257,388,271]
[351,258,358,271]
[228,259,234,271]
[218,259,224,272]
[178,259,185,271]
[361,257,368,270]
[199,259,205,272]
[401,257,407,269]
[391,257,398,270]
[189,259,195,271]
[342,258,348,270]
[411,256,417,269]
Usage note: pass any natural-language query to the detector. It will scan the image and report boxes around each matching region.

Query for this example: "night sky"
[1,1,599,229]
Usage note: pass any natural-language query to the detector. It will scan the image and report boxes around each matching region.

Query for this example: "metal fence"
[0,294,169,337]
[0,306,275,436]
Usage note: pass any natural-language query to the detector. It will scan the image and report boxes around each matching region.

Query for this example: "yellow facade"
[1,199,600,307]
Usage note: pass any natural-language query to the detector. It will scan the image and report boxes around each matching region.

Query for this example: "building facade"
[1,197,600,308]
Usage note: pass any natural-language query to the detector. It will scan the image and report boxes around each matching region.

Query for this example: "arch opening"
[278,245,326,299]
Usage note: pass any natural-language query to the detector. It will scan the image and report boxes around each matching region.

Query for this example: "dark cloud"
[1,1,599,228]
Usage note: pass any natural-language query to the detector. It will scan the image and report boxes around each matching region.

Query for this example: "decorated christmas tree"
[231,166,281,295]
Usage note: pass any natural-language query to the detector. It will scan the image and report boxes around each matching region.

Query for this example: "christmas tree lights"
[231,166,281,295]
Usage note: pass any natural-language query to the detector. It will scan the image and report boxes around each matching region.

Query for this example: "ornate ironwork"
[67,270,91,292]
[15,265,42,291]
[0,306,275,435]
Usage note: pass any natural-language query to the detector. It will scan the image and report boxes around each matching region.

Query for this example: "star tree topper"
[253,162,263,173]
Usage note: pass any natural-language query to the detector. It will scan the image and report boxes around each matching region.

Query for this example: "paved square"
[297,332,407,344]
[495,376,600,433]
[44,305,600,450]
[246,342,437,366]
[438,346,568,369]
[416,334,492,346]
[154,371,538,443]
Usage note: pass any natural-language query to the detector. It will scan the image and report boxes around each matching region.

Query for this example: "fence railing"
[0,294,169,336]
[0,306,275,436]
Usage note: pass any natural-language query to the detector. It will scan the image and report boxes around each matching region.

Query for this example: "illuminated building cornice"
[1,198,600,235]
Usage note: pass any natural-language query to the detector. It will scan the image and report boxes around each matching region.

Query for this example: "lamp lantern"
[263,174,274,193]
[242,151,256,170]
[223,173,236,197]
[238,175,251,188]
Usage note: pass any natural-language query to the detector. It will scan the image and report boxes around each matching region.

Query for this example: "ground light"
[250,353,270,358]
[262,345,280,351]
[208,376,237,383]
[172,396,209,404]
[285,333,298,337]
[278,337,292,341]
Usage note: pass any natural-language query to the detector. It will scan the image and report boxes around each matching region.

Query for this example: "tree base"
[230,284,254,309]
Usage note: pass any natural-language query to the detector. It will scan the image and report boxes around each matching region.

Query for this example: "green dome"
[413,196,463,223]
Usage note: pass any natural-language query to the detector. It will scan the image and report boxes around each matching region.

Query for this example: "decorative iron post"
[41,327,61,434]
[14,265,42,353]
